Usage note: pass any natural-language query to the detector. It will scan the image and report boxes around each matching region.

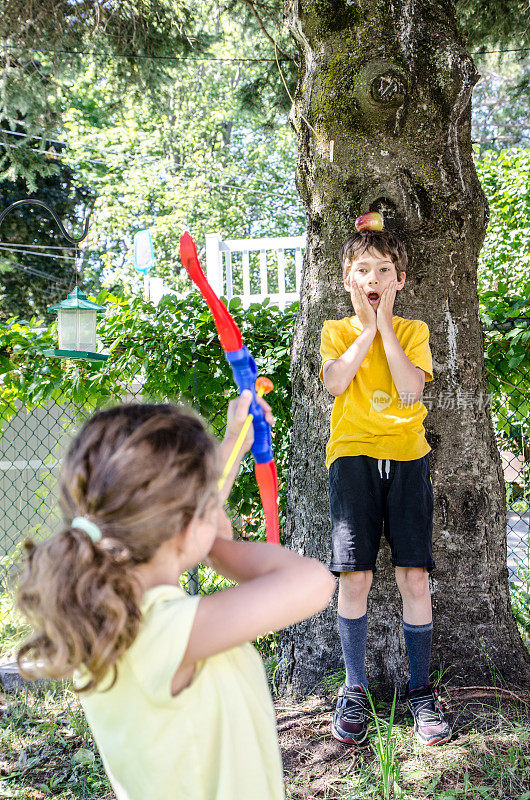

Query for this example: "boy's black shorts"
[328,454,435,576]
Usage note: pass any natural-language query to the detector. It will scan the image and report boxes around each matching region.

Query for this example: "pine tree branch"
[239,0,291,61]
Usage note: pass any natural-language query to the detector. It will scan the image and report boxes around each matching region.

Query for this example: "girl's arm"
[179,534,335,669]
[175,393,334,680]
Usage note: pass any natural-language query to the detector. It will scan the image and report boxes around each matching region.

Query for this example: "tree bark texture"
[280,0,530,697]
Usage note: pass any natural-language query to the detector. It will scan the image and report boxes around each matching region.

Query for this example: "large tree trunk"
[280,0,530,697]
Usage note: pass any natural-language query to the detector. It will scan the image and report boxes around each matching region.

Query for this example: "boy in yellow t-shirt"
[320,223,451,747]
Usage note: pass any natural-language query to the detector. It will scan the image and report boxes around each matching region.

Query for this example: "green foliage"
[60,57,302,298]
[0,0,201,55]
[482,308,530,458]
[0,0,211,123]
[1,2,303,315]
[0,50,64,187]
[0,294,298,537]
[476,148,530,295]
[475,148,530,456]
[456,0,530,51]
[0,0,294,195]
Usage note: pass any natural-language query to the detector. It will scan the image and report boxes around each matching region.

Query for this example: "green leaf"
[72,748,96,765]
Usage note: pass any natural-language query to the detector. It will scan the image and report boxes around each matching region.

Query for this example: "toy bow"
[179,232,280,545]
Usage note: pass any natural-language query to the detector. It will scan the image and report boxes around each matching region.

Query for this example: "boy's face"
[344,247,406,310]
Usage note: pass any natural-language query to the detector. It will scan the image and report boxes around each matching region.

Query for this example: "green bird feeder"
[44,287,108,362]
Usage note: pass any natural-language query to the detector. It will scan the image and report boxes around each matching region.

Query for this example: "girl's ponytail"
[16,402,218,690]
[17,526,141,690]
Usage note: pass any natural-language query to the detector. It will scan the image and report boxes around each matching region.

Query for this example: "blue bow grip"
[225,346,273,464]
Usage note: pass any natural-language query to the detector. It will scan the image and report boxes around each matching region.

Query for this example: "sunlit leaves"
[0,293,298,538]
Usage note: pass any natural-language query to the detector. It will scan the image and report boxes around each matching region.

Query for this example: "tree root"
[439,685,530,707]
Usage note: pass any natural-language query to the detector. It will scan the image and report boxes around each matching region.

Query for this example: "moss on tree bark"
[280,0,530,696]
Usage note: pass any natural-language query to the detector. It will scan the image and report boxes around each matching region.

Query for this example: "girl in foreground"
[17,392,335,800]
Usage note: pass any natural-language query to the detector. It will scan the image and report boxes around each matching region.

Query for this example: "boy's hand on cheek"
[376,281,397,334]
[350,281,377,331]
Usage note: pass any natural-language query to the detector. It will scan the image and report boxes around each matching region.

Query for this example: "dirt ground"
[275,686,530,800]
[0,680,528,799]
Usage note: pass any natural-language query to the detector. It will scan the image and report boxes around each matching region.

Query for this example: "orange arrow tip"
[256,376,274,395]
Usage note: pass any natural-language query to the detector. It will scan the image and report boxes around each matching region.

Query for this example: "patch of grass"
[0,590,29,659]
[365,688,401,799]
[0,682,113,799]
[279,687,530,800]
[320,669,346,695]
[0,679,528,800]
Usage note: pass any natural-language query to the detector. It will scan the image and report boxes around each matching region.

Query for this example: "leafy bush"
[482,285,530,460]
[0,292,298,538]
[476,148,530,298]
[476,148,530,460]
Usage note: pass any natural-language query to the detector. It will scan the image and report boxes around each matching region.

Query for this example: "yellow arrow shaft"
[217,388,265,492]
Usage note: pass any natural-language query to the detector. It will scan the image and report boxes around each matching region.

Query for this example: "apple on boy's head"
[355,212,384,232]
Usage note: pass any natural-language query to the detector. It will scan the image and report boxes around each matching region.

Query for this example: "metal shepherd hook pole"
[0,199,90,244]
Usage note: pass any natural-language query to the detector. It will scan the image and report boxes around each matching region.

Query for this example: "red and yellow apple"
[355,212,384,232]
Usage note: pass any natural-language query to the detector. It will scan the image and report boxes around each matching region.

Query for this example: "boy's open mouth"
[367,291,380,304]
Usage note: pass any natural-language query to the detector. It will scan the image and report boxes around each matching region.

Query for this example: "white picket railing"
[205,233,306,310]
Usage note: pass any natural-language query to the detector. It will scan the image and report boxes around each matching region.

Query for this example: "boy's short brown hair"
[340,230,408,280]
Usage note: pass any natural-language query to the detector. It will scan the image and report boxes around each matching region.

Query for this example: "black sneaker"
[406,684,452,745]
[331,684,369,745]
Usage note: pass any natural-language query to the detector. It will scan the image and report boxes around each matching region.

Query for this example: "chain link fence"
[0,348,528,618]
[0,378,260,598]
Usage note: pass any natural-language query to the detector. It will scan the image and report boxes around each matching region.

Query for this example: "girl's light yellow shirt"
[75,584,285,800]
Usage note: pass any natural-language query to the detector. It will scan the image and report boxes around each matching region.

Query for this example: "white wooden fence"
[205,233,306,310]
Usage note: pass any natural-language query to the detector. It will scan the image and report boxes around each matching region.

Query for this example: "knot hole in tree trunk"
[355,58,409,134]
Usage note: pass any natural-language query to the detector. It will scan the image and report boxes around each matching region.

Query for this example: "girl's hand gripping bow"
[179,232,280,545]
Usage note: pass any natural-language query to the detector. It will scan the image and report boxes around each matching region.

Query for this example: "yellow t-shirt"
[76,585,285,800]
[320,315,433,468]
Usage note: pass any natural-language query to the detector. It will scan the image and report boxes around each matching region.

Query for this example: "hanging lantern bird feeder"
[44,288,108,362]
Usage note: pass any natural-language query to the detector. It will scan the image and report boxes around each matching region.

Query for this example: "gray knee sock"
[337,612,368,689]
[403,620,433,691]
